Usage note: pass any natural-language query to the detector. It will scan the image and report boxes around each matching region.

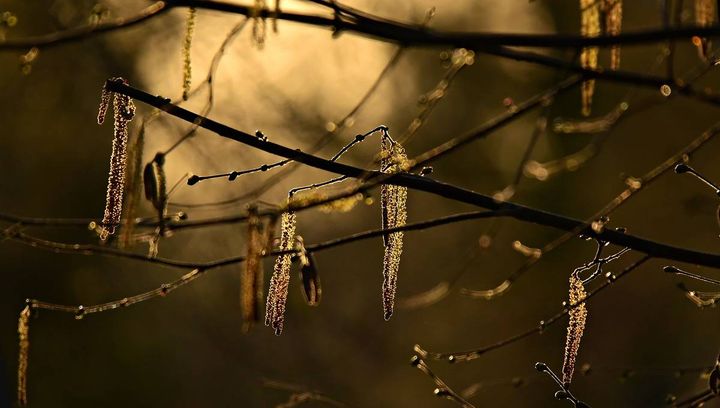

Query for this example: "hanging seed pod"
[694,0,716,60]
[297,236,321,306]
[562,274,588,386]
[603,0,622,70]
[17,305,30,407]
[142,153,167,214]
[380,135,408,321]
[143,162,158,205]
[265,211,296,335]
[98,78,136,240]
[580,0,600,116]
[143,153,167,257]
[241,205,265,332]
[182,7,196,101]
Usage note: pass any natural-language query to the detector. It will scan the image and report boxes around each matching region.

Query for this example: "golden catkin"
[119,124,145,248]
[98,78,136,240]
[561,275,588,386]
[17,305,30,407]
[580,0,600,116]
[242,206,265,332]
[265,211,296,335]
[694,0,716,59]
[182,7,196,101]
[380,137,408,321]
[603,0,622,70]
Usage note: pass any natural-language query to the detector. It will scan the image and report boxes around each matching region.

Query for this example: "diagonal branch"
[107,79,720,269]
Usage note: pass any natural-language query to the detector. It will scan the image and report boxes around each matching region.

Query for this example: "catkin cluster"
[562,275,588,386]
[98,78,136,240]
[17,305,30,407]
[380,137,408,321]
[182,7,196,101]
[266,211,296,335]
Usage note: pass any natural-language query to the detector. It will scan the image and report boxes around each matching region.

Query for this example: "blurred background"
[1,0,720,406]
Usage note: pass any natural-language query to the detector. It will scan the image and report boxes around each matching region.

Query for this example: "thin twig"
[415,255,650,363]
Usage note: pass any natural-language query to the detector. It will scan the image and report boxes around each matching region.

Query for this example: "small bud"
[187,175,200,185]
[74,306,86,320]
[674,163,690,174]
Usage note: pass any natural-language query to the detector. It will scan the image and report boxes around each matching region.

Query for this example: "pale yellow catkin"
[561,275,588,386]
[603,0,622,70]
[17,305,30,407]
[242,207,264,332]
[98,78,136,240]
[580,0,600,116]
[182,7,196,101]
[265,211,296,335]
[380,137,408,321]
[119,124,145,248]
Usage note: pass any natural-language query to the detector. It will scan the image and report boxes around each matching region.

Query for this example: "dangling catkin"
[265,211,296,335]
[603,0,622,70]
[380,136,408,321]
[98,78,136,240]
[562,275,588,386]
[580,0,600,116]
[251,0,267,49]
[694,0,716,60]
[182,7,196,101]
[242,206,264,332]
[17,305,30,407]
[119,123,145,248]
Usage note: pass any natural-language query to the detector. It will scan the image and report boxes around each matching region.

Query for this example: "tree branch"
[10,0,720,51]
[106,79,720,269]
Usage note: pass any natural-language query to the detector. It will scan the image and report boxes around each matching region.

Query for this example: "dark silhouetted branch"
[106,79,720,268]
